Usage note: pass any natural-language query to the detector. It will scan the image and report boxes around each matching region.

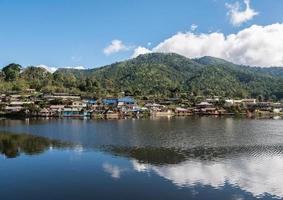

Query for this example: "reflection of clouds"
[132,155,283,198]
[74,144,84,153]
[103,163,125,179]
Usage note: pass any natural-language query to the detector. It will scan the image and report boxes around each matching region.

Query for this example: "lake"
[0,117,283,200]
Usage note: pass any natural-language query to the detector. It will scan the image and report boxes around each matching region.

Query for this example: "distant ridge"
[53,53,283,99]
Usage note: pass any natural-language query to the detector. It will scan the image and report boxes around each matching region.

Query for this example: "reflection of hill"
[103,147,186,165]
[102,145,283,166]
[0,132,71,158]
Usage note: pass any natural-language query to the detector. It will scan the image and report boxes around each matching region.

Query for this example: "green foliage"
[21,66,53,90]
[1,53,283,99]
[2,63,22,81]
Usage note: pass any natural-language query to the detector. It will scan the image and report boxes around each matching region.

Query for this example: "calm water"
[1,117,283,200]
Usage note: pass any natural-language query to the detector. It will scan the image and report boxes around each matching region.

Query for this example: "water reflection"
[0,131,70,158]
[103,145,283,198]
[103,162,127,179]
[1,118,283,199]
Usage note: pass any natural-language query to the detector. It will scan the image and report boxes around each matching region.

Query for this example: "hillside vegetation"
[1,53,283,100]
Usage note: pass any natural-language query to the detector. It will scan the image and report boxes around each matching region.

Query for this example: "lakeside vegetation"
[0,53,283,101]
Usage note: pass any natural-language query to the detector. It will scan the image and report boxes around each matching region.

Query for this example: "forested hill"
[1,53,283,100]
[54,53,283,99]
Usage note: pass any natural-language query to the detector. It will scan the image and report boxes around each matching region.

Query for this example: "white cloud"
[35,65,86,73]
[226,0,258,26]
[190,24,198,31]
[103,40,128,55]
[132,46,152,58]
[36,64,57,73]
[63,66,85,70]
[149,23,283,67]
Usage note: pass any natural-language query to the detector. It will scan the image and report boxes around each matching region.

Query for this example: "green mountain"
[54,53,283,99]
[1,53,283,100]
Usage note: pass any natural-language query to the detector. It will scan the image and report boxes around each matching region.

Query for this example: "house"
[273,108,282,114]
[4,101,34,113]
[4,106,23,112]
[241,99,256,105]
[62,108,90,117]
[144,103,165,111]
[206,97,220,104]
[72,101,87,108]
[9,101,33,106]
[26,89,36,94]
[196,102,213,109]
[118,96,135,105]
[9,95,22,102]
[86,99,97,107]
[38,108,52,117]
[175,107,193,116]
[102,98,118,106]
[117,96,137,113]
[49,105,65,114]
[105,110,120,119]
[43,93,81,101]
[152,109,175,117]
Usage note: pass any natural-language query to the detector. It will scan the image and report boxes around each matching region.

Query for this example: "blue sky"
[0,0,283,69]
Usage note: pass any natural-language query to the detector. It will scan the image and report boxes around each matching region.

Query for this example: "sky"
[0,0,283,71]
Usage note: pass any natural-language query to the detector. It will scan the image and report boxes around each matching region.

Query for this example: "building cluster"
[0,90,282,119]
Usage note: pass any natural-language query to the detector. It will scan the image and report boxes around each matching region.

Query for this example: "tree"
[2,63,22,81]
[20,66,52,90]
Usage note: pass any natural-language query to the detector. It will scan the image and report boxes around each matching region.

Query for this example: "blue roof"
[102,98,118,105]
[87,100,97,104]
[118,96,135,104]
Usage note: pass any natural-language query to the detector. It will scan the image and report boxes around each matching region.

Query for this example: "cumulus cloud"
[132,46,152,58]
[147,23,283,67]
[103,40,128,55]
[226,0,258,26]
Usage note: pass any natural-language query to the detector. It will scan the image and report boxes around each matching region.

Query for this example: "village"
[0,89,282,119]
